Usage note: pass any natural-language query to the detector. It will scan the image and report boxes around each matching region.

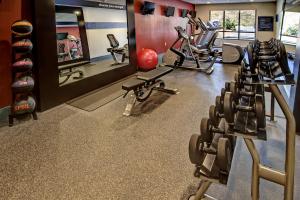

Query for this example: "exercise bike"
[107,34,129,66]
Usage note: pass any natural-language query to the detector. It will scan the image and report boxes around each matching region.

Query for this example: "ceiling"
[181,0,276,4]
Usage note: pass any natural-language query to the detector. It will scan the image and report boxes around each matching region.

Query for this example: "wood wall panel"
[134,0,194,54]
[0,1,22,108]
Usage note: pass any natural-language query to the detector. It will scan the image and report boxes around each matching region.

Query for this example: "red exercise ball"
[137,48,158,71]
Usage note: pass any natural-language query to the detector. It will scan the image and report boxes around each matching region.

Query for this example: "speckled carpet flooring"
[0,64,299,200]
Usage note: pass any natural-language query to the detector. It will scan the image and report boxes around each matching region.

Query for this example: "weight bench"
[122,66,178,116]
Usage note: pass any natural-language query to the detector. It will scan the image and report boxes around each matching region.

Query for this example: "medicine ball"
[13,96,36,115]
[12,58,33,71]
[137,48,158,71]
[12,76,35,93]
[12,39,33,53]
[11,20,33,36]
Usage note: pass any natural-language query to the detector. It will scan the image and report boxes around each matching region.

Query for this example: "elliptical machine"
[186,16,244,64]
[170,26,216,75]
[206,19,244,64]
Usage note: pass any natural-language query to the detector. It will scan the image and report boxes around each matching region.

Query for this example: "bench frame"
[123,78,178,116]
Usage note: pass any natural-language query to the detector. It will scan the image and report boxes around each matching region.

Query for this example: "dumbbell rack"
[245,83,295,200]
[191,67,296,199]
[9,28,38,127]
[193,84,295,200]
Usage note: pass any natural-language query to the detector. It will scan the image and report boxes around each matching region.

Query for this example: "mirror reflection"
[56,13,84,63]
[55,1,129,86]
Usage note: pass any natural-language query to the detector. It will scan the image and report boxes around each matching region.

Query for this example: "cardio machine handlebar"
[174,26,189,40]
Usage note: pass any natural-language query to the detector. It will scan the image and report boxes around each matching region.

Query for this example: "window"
[280,12,300,45]
[224,10,239,39]
[210,10,224,38]
[210,10,256,40]
[240,10,256,40]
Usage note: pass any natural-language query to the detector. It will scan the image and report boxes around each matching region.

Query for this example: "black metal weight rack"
[9,20,38,127]
[188,39,296,200]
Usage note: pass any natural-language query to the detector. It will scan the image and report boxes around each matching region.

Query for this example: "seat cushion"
[122,78,145,91]
[137,66,173,81]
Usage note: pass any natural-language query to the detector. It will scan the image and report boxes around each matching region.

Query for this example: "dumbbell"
[189,117,224,165]
[217,137,232,184]
[228,80,266,115]
[228,81,256,100]
[235,67,253,82]
[223,92,266,130]
[236,67,259,86]
[234,71,263,94]
[209,105,224,127]
[258,60,282,78]
[189,134,206,165]
[259,40,278,51]
[201,117,225,143]
[189,134,233,184]
[239,62,252,74]
[215,95,224,116]
[236,64,258,81]
[215,91,227,114]
[201,118,233,178]
[200,118,233,182]
[215,82,231,114]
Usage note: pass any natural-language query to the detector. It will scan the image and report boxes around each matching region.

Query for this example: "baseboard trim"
[158,53,165,64]
[90,55,112,63]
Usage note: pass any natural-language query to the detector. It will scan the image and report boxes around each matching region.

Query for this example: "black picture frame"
[141,1,156,15]
[32,0,137,111]
[181,9,189,18]
[165,6,175,17]
[258,16,274,32]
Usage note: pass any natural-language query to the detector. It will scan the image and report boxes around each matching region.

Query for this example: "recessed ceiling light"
[250,0,254,2]
[74,10,81,16]
[207,1,211,4]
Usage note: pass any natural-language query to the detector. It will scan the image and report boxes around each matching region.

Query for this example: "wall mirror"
[55,1,129,86]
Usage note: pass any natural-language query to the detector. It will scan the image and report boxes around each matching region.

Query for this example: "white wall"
[56,13,77,23]
[275,0,297,53]
[82,7,128,59]
[276,0,285,39]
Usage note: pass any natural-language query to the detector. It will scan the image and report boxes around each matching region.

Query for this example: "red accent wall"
[0,0,32,108]
[135,0,194,54]
[56,27,83,62]
[0,1,22,108]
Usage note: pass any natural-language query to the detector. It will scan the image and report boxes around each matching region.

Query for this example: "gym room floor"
[0,63,299,200]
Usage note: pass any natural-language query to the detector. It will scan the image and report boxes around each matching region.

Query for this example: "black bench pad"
[137,66,173,81]
[122,78,145,91]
